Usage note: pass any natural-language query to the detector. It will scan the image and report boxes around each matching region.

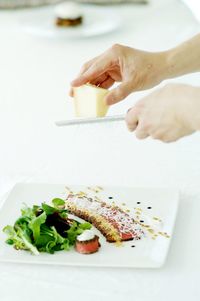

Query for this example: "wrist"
[191,87,200,131]
[152,50,175,83]
[164,42,199,79]
[161,48,182,80]
[179,85,200,132]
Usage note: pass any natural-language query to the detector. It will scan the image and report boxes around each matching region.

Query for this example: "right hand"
[125,83,200,142]
[71,44,168,105]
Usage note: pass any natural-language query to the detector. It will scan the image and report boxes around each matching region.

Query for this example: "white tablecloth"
[0,0,200,300]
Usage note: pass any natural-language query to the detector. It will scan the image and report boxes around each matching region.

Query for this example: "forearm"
[164,33,200,79]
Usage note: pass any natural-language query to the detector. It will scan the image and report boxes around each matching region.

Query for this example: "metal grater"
[55,114,125,127]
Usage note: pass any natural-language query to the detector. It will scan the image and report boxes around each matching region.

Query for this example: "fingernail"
[70,79,78,87]
[128,126,134,132]
[71,77,82,86]
[69,90,73,97]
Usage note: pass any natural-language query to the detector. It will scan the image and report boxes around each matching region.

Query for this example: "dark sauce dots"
[140,220,144,223]
[147,206,152,210]
[131,245,136,248]
[137,202,141,204]
[108,197,113,199]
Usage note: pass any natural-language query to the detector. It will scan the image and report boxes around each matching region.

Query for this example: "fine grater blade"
[55,114,125,127]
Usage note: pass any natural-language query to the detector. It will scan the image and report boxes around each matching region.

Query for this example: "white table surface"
[0,0,200,300]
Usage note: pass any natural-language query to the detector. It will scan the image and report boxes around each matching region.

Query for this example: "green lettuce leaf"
[29,211,47,242]
[3,225,39,255]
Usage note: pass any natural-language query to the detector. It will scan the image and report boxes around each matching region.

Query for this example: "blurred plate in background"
[20,6,122,39]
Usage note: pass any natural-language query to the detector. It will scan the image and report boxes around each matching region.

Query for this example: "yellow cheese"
[73,84,109,118]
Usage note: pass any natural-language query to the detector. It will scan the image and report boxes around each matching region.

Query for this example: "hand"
[126,84,200,143]
[71,44,167,105]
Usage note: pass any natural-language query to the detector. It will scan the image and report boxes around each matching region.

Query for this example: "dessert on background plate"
[55,2,83,27]
[20,4,122,39]
[73,84,109,118]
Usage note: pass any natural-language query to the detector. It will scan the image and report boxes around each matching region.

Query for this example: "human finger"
[105,81,134,105]
[71,55,113,87]
[125,107,140,132]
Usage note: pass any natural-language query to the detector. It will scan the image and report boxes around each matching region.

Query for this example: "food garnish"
[3,198,91,255]
[75,230,101,254]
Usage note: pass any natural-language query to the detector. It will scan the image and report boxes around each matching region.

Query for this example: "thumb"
[105,81,134,105]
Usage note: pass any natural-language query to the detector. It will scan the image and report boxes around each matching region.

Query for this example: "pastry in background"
[55,2,83,27]
[73,84,109,118]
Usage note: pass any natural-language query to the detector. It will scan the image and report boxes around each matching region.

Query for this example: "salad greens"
[3,198,91,255]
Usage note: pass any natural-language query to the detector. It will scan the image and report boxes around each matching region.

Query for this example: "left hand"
[70,44,167,105]
[126,83,200,143]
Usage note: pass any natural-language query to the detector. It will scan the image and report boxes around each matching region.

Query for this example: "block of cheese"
[73,84,109,118]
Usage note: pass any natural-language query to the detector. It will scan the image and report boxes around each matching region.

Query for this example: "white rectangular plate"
[0,183,179,268]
